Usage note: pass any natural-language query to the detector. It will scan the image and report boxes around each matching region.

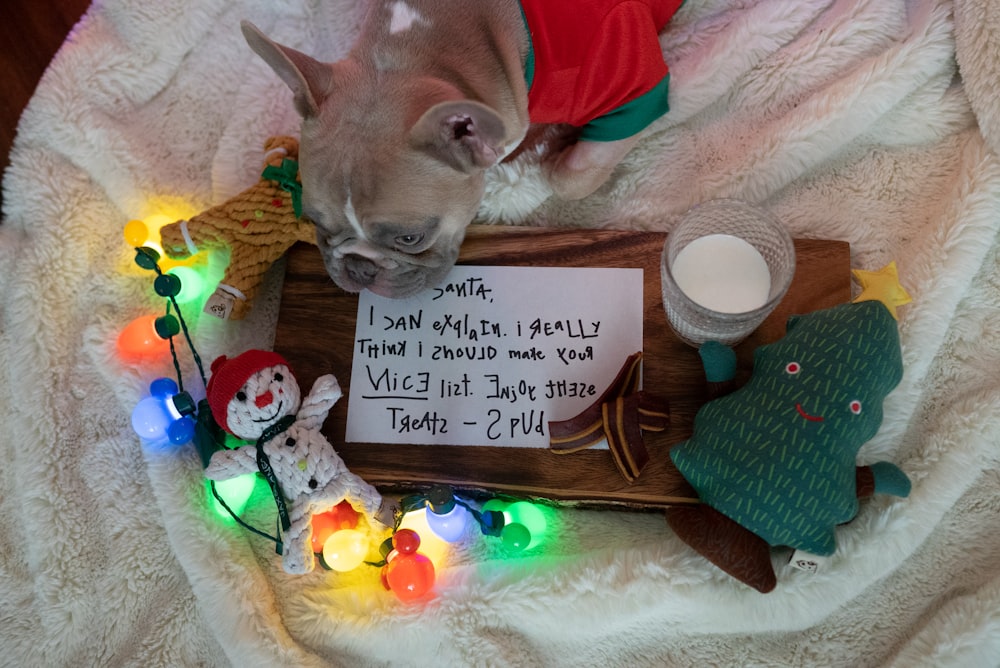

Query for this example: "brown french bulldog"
[243,0,682,297]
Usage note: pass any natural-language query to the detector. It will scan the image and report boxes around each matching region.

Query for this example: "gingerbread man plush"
[159,136,316,320]
[203,349,392,574]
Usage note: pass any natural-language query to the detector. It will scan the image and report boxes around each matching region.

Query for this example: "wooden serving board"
[273,226,851,508]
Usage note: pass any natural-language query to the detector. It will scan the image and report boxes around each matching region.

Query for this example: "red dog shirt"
[519,0,684,141]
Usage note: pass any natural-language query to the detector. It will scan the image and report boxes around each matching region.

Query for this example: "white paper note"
[345,265,644,447]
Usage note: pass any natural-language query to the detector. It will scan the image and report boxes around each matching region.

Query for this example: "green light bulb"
[209,474,257,518]
[481,498,508,514]
[505,501,547,548]
[166,266,207,304]
[500,522,531,551]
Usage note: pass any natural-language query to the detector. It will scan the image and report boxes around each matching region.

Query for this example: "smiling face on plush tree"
[670,299,904,556]
[747,300,903,447]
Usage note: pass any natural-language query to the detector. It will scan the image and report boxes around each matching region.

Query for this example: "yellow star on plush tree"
[852,261,912,320]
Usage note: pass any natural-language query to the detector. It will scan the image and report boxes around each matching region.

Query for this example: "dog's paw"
[544,162,612,201]
[542,135,642,201]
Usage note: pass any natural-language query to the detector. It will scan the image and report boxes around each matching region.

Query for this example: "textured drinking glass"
[661,199,796,347]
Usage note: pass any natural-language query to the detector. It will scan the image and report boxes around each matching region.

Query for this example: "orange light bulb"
[117,314,170,360]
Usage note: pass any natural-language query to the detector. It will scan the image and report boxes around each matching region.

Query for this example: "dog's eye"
[395,233,424,248]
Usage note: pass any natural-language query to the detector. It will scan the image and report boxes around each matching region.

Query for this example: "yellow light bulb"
[123,219,149,247]
[322,529,369,572]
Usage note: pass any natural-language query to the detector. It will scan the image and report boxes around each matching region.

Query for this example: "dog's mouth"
[343,253,388,288]
[324,240,458,299]
[328,252,450,298]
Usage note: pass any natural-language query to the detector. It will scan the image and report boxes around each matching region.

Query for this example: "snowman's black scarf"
[206,414,297,555]
[255,414,297,544]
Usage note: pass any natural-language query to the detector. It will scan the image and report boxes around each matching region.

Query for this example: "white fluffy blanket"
[3,0,1000,665]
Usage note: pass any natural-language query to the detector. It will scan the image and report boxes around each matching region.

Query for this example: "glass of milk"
[660,199,795,346]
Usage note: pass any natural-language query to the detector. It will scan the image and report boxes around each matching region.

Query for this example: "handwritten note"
[345,265,643,447]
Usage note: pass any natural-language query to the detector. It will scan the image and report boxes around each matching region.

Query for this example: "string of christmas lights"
[121,216,550,602]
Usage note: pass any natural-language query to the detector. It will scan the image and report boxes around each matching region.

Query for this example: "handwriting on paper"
[345,266,643,447]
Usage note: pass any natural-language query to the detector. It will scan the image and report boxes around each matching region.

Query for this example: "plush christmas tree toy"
[666,263,913,592]
[203,349,392,574]
[159,136,317,320]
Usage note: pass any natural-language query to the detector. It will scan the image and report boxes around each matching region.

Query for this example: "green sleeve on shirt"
[579,74,670,142]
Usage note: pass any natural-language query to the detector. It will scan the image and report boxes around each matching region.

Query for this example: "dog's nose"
[345,254,379,286]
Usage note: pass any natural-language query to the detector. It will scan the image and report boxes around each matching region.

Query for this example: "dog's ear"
[410,101,507,173]
[241,21,333,118]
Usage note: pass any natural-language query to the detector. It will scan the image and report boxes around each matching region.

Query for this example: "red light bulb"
[392,528,421,554]
[311,513,338,554]
[328,500,360,531]
[380,529,436,601]
[383,552,435,602]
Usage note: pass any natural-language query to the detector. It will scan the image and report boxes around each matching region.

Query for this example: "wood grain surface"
[273,225,851,508]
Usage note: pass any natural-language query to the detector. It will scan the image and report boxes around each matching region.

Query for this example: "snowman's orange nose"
[255,390,274,408]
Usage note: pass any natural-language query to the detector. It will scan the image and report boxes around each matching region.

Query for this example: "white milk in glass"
[671,234,771,313]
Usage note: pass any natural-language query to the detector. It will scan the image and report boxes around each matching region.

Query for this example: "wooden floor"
[0,0,91,213]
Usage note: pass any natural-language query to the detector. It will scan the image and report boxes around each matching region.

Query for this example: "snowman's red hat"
[206,349,289,433]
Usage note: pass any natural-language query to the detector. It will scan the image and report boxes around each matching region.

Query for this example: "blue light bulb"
[131,377,196,449]
[425,504,469,543]
[424,484,470,543]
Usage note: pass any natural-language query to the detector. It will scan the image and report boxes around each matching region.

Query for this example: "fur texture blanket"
[2,0,1000,665]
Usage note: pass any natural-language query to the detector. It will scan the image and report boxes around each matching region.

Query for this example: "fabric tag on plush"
[790,550,828,573]
[204,290,235,320]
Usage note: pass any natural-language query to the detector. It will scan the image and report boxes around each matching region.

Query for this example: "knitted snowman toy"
[204,349,391,574]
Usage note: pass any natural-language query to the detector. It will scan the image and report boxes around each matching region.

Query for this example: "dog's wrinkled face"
[298,114,484,298]
[242,22,509,299]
